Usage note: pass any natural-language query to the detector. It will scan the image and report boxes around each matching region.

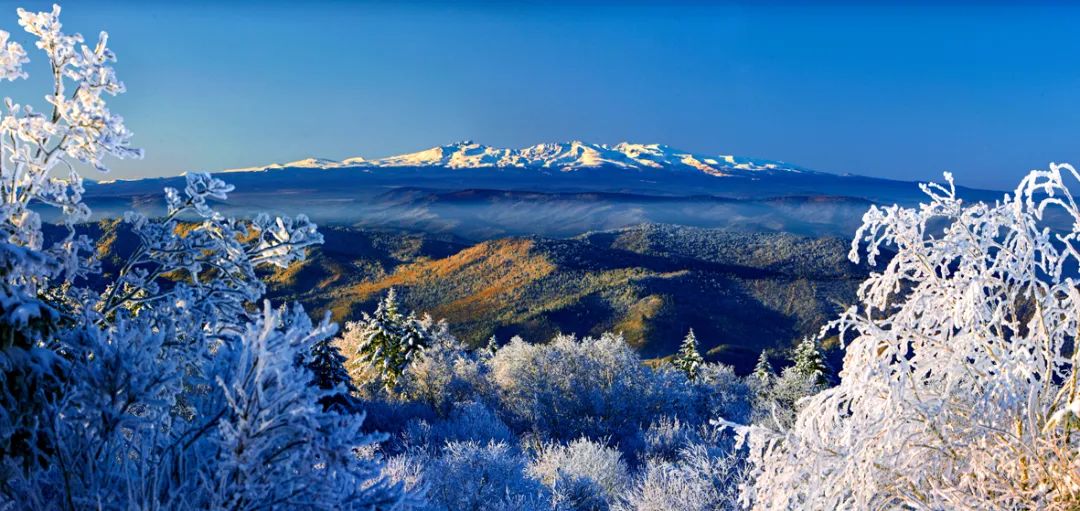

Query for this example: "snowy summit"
[227,140,816,176]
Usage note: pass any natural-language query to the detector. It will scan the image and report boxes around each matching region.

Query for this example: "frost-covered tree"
[0,5,400,509]
[751,351,774,382]
[789,336,828,385]
[303,328,358,412]
[397,332,489,416]
[489,333,696,445]
[482,334,499,358]
[343,288,434,392]
[732,165,1080,510]
[672,328,705,381]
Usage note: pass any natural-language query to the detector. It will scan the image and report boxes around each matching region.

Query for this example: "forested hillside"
[259,224,868,371]
[75,220,865,372]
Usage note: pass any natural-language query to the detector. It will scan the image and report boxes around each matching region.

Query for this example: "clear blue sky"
[3,1,1078,189]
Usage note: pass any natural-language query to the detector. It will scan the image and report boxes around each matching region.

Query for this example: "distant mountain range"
[85,140,1005,239]
[219,140,819,176]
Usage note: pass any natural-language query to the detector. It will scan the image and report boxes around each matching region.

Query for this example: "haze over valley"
[74,139,969,370]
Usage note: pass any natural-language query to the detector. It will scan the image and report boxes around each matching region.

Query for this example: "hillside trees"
[736,165,1080,509]
[0,5,399,509]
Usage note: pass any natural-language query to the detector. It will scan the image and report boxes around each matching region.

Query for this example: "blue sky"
[3,1,1078,189]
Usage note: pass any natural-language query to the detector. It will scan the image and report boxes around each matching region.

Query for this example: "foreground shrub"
[402,400,515,452]
[621,444,742,511]
[419,441,550,511]
[734,166,1080,509]
[0,6,399,508]
[529,438,631,510]
[490,333,689,446]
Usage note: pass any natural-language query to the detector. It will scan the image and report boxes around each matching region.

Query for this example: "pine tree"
[753,351,775,382]
[791,336,829,385]
[304,335,357,412]
[350,288,432,391]
[672,328,705,381]
[482,335,499,358]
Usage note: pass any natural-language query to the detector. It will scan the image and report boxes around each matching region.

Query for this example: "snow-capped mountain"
[84,138,1004,239]
[226,140,816,176]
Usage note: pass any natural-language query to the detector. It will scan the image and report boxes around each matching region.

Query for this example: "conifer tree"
[752,351,775,382]
[482,334,500,358]
[347,288,433,391]
[672,328,705,381]
[304,334,357,412]
[790,336,829,385]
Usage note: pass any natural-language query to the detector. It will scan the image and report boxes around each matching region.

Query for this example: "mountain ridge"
[83,140,1007,239]
[213,140,819,177]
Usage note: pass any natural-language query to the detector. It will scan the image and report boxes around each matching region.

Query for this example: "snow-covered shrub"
[693,363,752,425]
[735,165,1080,509]
[529,438,631,511]
[420,440,550,511]
[397,333,490,415]
[489,333,684,446]
[382,454,427,498]
[620,444,742,511]
[748,366,823,430]
[642,417,707,463]
[402,400,515,452]
[0,5,400,508]
[359,397,438,450]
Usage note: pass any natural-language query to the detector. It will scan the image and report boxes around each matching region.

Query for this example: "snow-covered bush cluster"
[337,290,823,510]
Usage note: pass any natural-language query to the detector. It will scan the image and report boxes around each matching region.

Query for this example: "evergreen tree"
[482,335,500,358]
[304,335,357,412]
[790,336,829,385]
[752,351,775,382]
[672,328,705,381]
[348,288,433,391]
